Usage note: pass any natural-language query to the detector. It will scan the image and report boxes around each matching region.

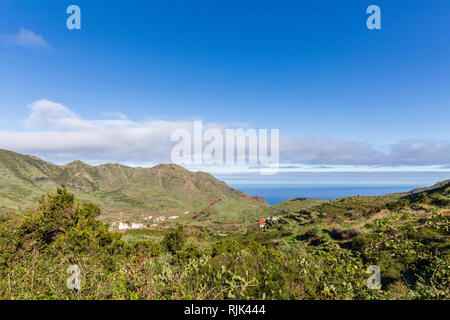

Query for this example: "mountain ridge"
[0,148,268,221]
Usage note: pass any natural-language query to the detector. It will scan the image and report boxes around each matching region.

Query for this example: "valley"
[0,148,449,299]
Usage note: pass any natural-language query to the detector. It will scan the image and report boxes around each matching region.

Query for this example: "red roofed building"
[259,218,267,228]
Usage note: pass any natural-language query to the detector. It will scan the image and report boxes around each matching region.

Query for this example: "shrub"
[174,243,202,264]
[212,239,243,257]
[162,226,185,254]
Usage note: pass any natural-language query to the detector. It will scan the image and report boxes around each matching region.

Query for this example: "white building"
[131,223,144,229]
[118,222,129,230]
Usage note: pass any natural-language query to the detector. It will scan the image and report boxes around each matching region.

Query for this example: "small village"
[109,214,181,231]
[109,214,281,231]
[258,216,280,228]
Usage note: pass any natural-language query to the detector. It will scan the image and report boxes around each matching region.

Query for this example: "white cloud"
[26,99,87,130]
[279,138,450,166]
[279,138,380,164]
[3,28,49,49]
[1,99,227,164]
[0,99,449,171]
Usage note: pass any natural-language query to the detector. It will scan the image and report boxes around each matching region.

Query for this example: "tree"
[162,226,185,254]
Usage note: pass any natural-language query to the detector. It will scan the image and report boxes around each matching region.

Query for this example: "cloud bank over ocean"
[0,99,449,175]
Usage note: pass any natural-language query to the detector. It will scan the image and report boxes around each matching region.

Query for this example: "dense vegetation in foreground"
[0,184,448,300]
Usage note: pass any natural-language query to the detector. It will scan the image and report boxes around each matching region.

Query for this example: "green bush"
[212,239,243,256]
[162,226,185,254]
[174,243,202,264]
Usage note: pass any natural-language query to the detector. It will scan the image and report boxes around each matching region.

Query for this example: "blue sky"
[0,0,449,183]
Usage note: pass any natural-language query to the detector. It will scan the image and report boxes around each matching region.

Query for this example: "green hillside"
[0,148,448,299]
[0,149,267,223]
[0,181,448,299]
[245,181,450,246]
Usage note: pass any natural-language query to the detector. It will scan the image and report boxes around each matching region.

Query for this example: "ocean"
[230,185,423,205]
